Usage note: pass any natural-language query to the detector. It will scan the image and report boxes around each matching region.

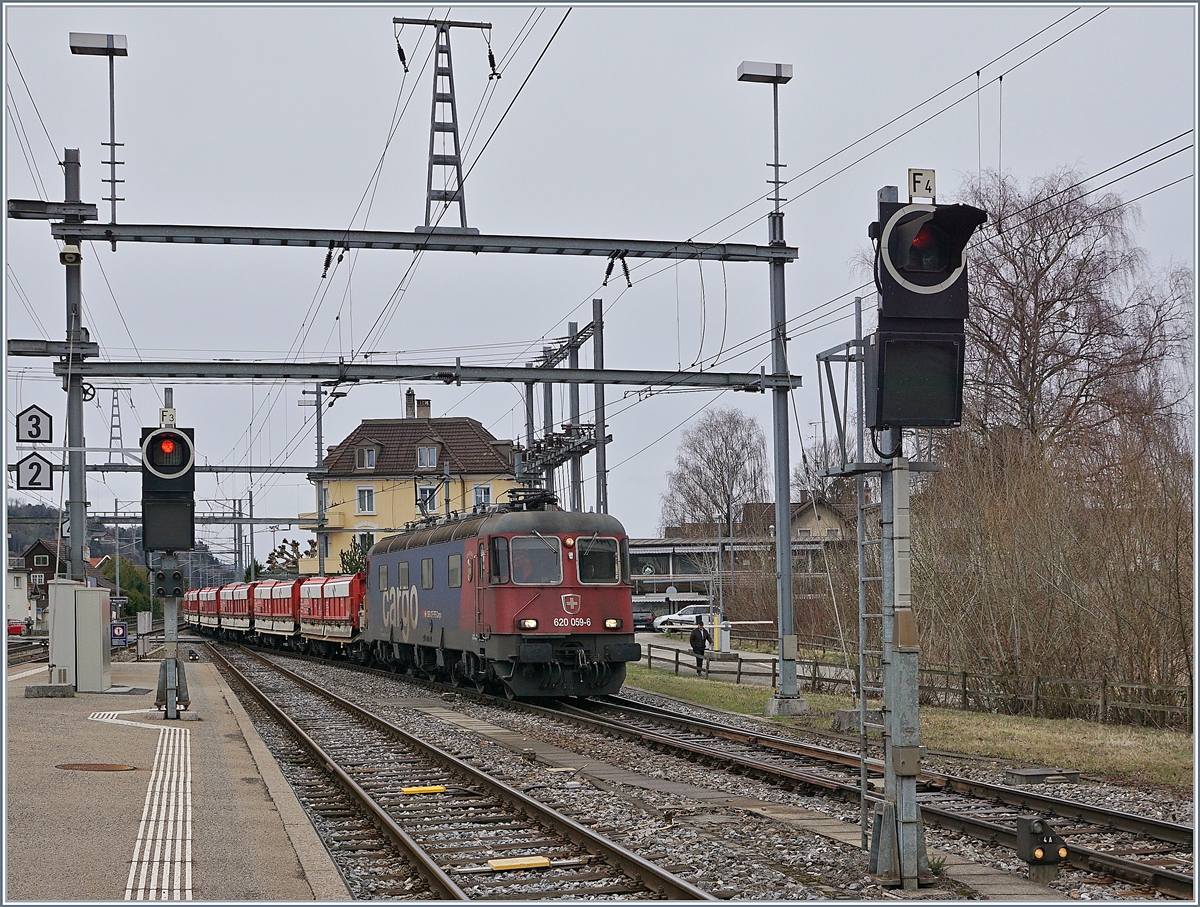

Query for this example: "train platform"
[4,657,348,901]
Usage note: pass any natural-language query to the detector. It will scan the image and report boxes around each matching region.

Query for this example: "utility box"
[75,588,112,692]
[48,580,83,687]
[47,581,111,692]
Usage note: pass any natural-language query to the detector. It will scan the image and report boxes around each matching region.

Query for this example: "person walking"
[689,615,712,676]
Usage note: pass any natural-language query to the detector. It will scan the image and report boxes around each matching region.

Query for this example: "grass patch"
[622,665,1194,794]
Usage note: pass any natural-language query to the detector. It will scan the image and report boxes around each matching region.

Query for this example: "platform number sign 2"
[16,452,54,490]
[16,405,53,444]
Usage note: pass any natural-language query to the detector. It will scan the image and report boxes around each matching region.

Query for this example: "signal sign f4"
[908,168,936,201]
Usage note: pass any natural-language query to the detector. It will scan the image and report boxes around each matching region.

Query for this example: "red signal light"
[160,438,176,455]
[910,225,933,249]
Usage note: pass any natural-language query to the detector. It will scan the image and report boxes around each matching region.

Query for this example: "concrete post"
[542,349,554,497]
[568,322,582,512]
[592,299,608,514]
[63,149,87,583]
[766,208,804,716]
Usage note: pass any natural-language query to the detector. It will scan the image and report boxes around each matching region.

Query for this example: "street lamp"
[70,32,127,232]
[737,61,792,213]
[738,60,805,714]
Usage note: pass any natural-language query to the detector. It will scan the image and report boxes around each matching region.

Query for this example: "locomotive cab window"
[577,536,620,584]
[489,537,509,583]
[377,563,387,591]
[510,535,562,585]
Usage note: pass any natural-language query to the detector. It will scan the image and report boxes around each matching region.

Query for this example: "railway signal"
[865,192,987,429]
[1015,816,1068,865]
[141,425,196,551]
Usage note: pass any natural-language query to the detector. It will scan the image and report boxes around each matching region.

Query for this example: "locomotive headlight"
[563,537,575,548]
[604,618,622,629]
[518,618,538,630]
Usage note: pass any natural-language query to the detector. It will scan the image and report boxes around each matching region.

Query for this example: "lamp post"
[738,60,806,714]
[70,32,127,233]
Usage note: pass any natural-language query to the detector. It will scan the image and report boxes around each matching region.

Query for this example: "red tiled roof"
[321,418,514,479]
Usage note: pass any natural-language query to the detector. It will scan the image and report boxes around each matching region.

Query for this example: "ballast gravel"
[264,654,1190,900]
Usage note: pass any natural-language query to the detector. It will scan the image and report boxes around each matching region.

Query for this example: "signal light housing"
[866,197,986,429]
[141,426,196,552]
[1015,816,1068,865]
[873,202,987,327]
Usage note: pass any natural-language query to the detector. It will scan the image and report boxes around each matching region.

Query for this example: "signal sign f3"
[908,168,936,201]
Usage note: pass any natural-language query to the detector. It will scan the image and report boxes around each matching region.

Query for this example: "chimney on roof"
[405,387,416,419]
[416,399,431,420]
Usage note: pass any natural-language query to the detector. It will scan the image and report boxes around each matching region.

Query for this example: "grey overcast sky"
[4,3,1196,558]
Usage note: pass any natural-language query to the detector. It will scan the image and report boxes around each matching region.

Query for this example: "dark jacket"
[689,625,712,652]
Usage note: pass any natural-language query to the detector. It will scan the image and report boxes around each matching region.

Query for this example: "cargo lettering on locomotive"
[380,583,419,631]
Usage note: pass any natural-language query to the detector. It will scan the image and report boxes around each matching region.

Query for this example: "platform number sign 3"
[908,169,936,201]
[16,405,53,444]
[16,452,54,490]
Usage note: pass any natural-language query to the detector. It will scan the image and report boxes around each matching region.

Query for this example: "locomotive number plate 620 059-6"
[553,617,592,628]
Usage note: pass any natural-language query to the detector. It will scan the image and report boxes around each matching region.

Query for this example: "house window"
[12,575,20,589]
[417,446,437,469]
[319,535,331,559]
[825,528,840,538]
[358,532,375,551]
[318,486,330,510]
[796,527,812,537]
[448,553,462,588]
[356,486,376,514]
[473,484,491,507]
[356,447,376,470]
[33,555,49,567]
[421,557,434,589]
[417,485,438,513]
[31,574,44,585]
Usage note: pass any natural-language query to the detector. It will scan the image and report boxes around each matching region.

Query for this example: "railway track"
[6,638,48,666]
[552,695,1195,899]
[209,645,713,900]
[201,642,1193,899]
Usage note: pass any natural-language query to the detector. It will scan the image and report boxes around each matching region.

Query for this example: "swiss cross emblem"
[561,593,581,615]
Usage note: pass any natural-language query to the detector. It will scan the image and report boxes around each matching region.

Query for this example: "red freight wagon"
[219,582,255,633]
[318,574,365,641]
[183,588,200,627]
[198,588,219,630]
[253,579,301,639]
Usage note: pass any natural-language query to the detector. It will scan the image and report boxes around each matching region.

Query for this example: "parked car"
[653,604,716,632]
[632,609,656,632]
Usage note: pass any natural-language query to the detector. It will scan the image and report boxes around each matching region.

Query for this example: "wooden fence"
[640,643,1192,730]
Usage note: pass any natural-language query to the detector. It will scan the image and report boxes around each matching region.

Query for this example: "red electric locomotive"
[360,492,641,697]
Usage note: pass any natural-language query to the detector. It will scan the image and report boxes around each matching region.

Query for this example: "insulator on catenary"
[601,254,616,287]
[396,40,409,73]
[620,254,632,288]
[488,47,500,80]
[322,246,334,278]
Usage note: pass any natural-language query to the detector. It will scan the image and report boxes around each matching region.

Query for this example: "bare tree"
[659,407,769,536]
[265,538,316,576]
[954,169,1191,446]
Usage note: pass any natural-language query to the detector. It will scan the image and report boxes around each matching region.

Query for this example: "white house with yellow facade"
[297,392,520,575]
